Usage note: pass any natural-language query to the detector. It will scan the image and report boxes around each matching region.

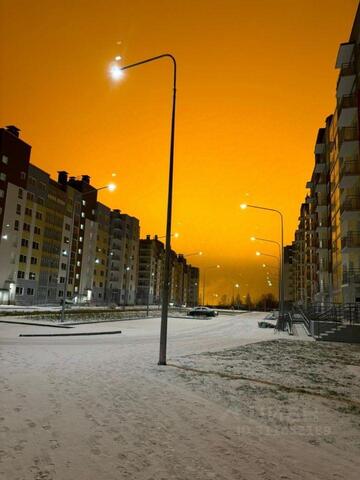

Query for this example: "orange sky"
[0,0,358,303]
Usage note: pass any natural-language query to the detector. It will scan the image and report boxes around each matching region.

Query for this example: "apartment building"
[283,245,295,304]
[106,210,139,306]
[136,236,200,307]
[0,126,201,307]
[136,235,164,306]
[0,126,31,304]
[289,6,360,306]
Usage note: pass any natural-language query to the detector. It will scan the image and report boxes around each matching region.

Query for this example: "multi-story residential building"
[136,235,165,306]
[187,266,200,307]
[0,126,31,304]
[289,6,360,307]
[106,209,139,306]
[0,126,201,307]
[136,236,200,307]
[283,245,295,304]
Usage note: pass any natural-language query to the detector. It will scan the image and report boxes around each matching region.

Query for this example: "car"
[187,307,218,317]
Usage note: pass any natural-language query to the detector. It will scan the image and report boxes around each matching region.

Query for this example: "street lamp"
[60,182,116,323]
[111,53,177,365]
[240,202,285,328]
[157,232,179,240]
[232,283,240,309]
[255,251,280,305]
[202,265,220,306]
[250,236,281,257]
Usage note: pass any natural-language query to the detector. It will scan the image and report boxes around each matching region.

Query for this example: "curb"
[19,330,122,337]
[0,320,73,329]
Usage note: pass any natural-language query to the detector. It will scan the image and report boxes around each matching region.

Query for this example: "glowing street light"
[110,53,177,365]
[109,62,124,81]
[202,264,220,306]
[240,202,285,328]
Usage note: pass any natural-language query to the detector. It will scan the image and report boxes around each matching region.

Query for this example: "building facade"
[288,6,360,306]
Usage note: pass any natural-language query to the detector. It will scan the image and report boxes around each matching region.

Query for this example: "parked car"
[187,307,218,317]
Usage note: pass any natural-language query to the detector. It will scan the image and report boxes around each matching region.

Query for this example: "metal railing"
[341,231,360,249]
[338,126,359,146]
[340,159,360,176]
[340,195,360,213]
[302,302,360,324]
[343,268,360,284]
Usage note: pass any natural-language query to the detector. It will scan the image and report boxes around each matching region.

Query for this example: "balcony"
[335,43,355,68]
[340,195,360,219]
[338,126,359,157]
[342,268,360,285]
[342,231,360,250]
[314,160,326,174]
[339,159,360,188]
[338,93,358,127]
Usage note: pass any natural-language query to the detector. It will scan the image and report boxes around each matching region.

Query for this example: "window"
[19,254,27,263]
[1,154,8,165]
[34,226,41,235]
[25,208,32,216]
[21,238,29,247]
[64,236,70,244]
[17,271,25,279]
[23,223,30,232]
[16,287,24,295]
[75,273,80,279]
[29,272,36,280]
[30,257,37,265]
[78,248,82,254]
[27,192,34,201]
[16,204,21,214]
[20,172,26,180]
[35,211,42,220]
[58,291,64,297]
[59,277,65,284]
[14,220,19,231]
[0,189,4,199]
[61,263,67,270]
[32,241,39,250]
[0,172,6,182]
[26,288,34,296]
[18,189,23,199]
[65,223,71,231]
[81,212,85,218]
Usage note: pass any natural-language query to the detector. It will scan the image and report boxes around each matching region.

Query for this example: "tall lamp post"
[202,265,220,306]
[111,54,177,365]
[241,203,285,328]
[60,182,116,323]
[255,250,280,307]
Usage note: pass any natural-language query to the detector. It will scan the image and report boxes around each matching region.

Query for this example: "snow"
[0,312,359,479]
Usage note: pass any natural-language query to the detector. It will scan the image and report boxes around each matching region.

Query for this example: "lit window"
[0,172,6,182]
[0,189,4,198]
[1,155,8,165]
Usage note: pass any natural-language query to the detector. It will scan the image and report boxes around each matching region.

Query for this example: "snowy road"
[0,313,358,479]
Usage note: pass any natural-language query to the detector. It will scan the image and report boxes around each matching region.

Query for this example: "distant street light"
[202,265,220,306]
[255,251,280,303]
[111,53,177,365]
[240,203,285,327]
[232,282,240,309]
[60,183,116,323]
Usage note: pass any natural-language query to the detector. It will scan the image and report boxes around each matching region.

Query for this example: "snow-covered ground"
[0,312,359,479]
